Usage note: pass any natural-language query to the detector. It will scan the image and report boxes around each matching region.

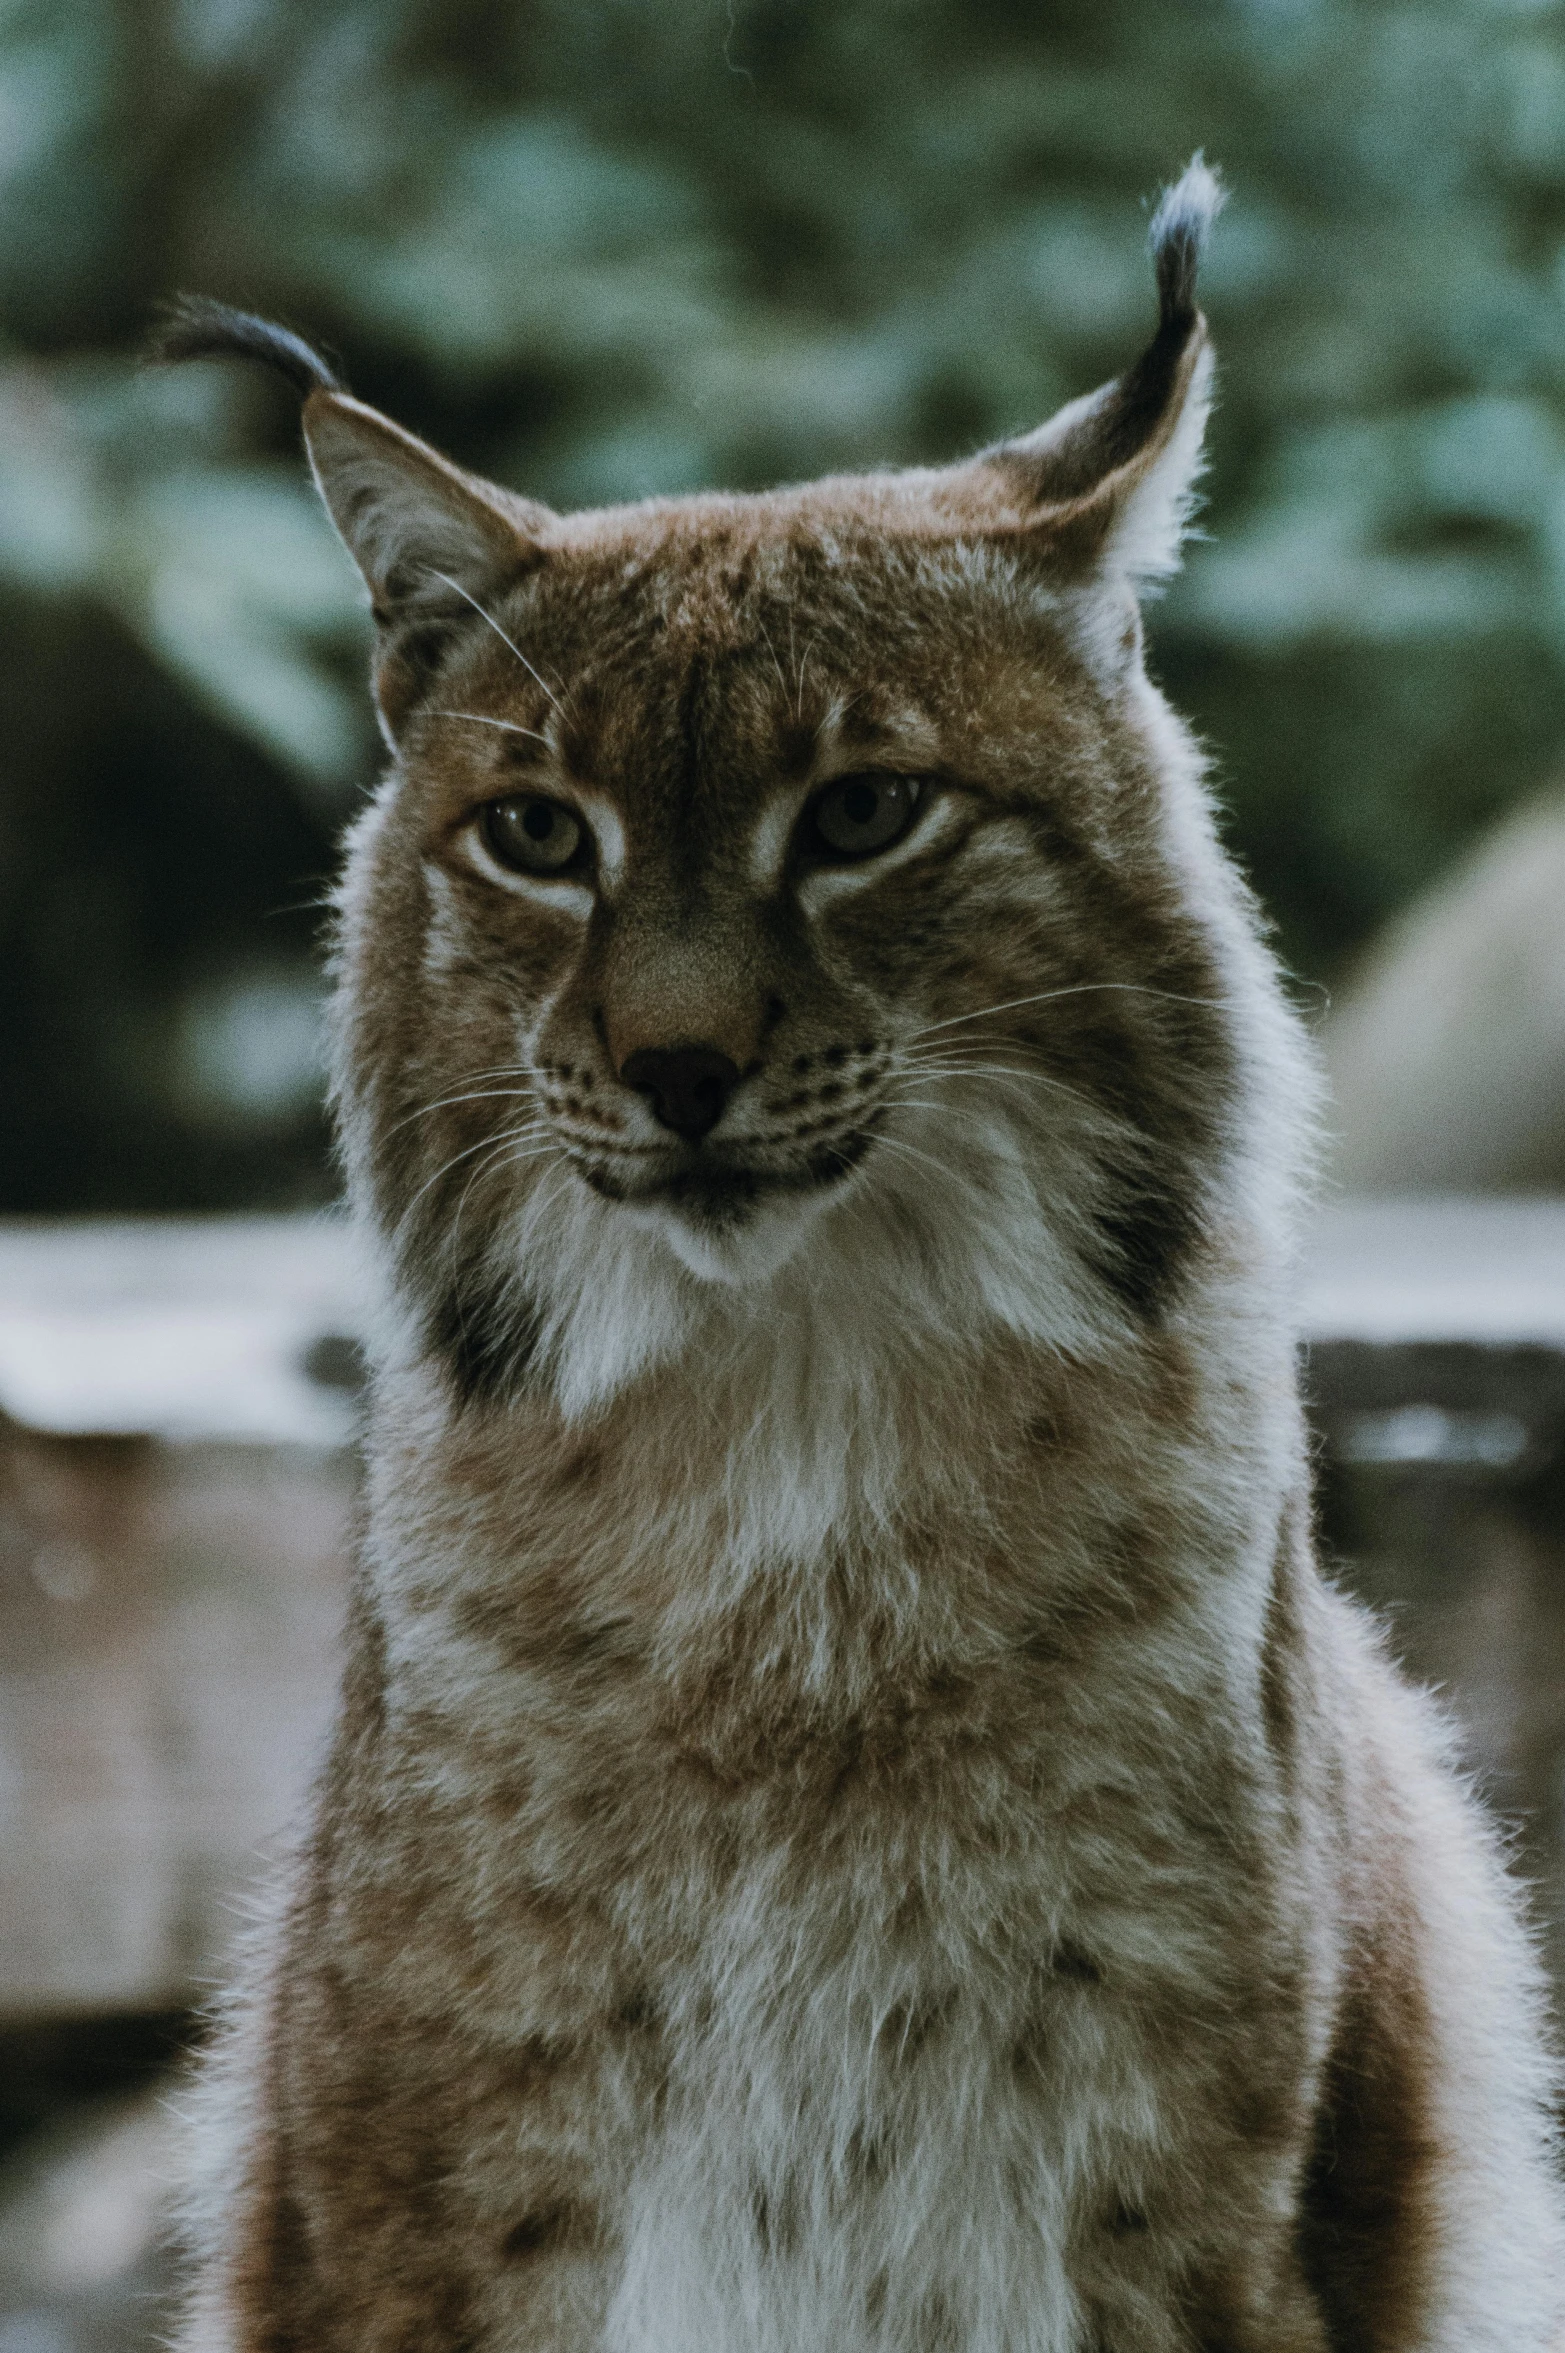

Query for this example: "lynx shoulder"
[161,161,1563,2353]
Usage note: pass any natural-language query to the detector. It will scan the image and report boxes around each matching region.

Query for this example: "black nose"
[619,1045,740,1142]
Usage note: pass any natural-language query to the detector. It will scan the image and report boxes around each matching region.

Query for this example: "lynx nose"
[619,1045,739,1143]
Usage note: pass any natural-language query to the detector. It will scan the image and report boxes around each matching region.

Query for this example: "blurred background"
[7,0,1565,2342]
[10,0,1565,1204]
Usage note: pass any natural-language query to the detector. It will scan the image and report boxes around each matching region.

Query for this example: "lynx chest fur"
[166,165,1564,2353]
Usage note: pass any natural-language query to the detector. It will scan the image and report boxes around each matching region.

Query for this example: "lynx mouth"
[575,1130,875,1223]
[585,1131,880,1284]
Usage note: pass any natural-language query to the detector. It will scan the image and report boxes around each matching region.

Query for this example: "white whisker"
[911,980,1229,1041]
[384,1083,536,1140]
[755,617,792,717]
[795,628,820,718]
[429,570,565,716]
[894,1058,1089,1109]
[448,1128,561,1259]
[898,1055,1078,1085]
[401,1121,553,1222]
[520,1164,576,1242]
[428,709,554,749]
[867,1130,967,1190]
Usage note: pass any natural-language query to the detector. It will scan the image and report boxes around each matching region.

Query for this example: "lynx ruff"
[161,162,1563,2352]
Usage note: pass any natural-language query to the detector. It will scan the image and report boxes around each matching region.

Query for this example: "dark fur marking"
[1176,2267,1270,2353]
[846,2125,892,2186]
[1090,1175,1205,1319]
[1258,1507,1304,1772]
[878,1991,955,2063]
[982,800,1239,1321]
[1298,1926,1441,2351]
[750,2178,803,2259]
[803,1131,872,1185]
[426,1270,543,1409]
[553,1444,603,1491]
[663,1166,760,1219]
[500,2200,596,2260]
[451,1580,635,1680]
[1018,1623,1065,1666]
[579,1163,632,1203]
[1084,1003,1231,1312]
[225,2127,315,2353]
[920,2288,961,2351]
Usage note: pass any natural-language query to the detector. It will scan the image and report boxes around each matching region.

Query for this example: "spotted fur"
[169,162,1563,2352]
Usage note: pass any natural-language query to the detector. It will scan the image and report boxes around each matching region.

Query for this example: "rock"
[1323,791,1565,1192]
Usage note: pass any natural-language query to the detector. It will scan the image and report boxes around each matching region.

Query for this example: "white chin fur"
[504,1080,1130,1450]
[627,1184,835,1286]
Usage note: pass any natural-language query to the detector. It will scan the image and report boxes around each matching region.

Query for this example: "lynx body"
[166,166,1563,2351]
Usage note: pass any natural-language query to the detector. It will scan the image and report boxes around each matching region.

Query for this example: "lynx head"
[160,161,1292,1422]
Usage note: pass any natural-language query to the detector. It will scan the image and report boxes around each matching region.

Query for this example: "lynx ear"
[151,299,555,740]
[956,157,1225,591]
[301,393,554,737]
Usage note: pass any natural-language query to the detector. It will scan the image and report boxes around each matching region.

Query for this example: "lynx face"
[362,513,1229,1314]
[167,166,1247,1414]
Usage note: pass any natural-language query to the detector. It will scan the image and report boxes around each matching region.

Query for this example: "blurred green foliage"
[6,0,1565,1205]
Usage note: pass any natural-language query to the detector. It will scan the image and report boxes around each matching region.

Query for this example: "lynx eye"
[805,773,923,862]
[481,795,586,877]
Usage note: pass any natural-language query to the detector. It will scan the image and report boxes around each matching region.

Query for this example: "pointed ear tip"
[302,386,383,430]
[300,387,443,470]
[299,389,379,473]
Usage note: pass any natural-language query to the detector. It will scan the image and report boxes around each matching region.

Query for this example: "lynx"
[160,162,1563,2351]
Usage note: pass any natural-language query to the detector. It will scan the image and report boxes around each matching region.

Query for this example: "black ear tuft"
[1149,155,1226,333]
[968,155,1225,587]
[148,296,347,400]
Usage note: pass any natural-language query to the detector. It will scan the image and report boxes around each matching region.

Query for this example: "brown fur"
[166,166,1562,2353]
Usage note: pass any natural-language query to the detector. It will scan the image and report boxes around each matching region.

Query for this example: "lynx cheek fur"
[161,163,1563,2353]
